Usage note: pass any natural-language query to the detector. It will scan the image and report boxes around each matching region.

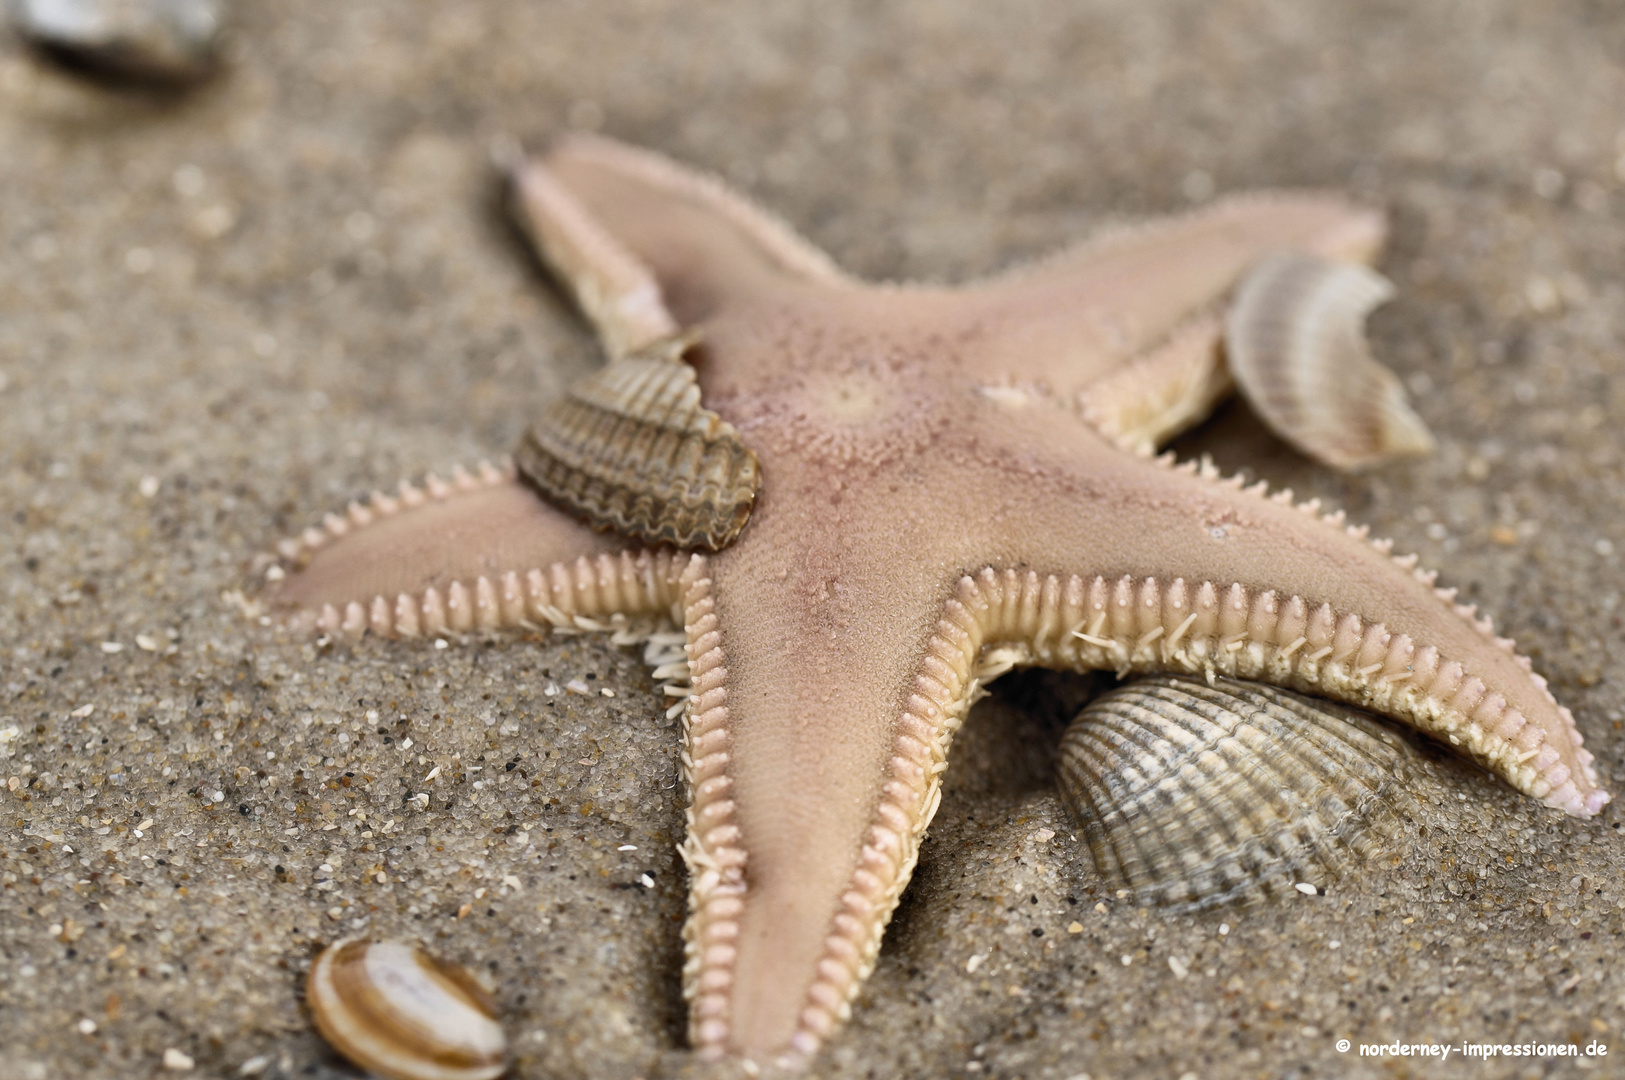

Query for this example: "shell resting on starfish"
[1058,673,1426,912]
[514,333,760,551]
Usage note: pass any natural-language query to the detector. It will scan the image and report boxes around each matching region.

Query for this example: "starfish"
[267,136,1607,1068]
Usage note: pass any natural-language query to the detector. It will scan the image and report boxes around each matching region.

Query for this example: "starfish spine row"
[289,548,689,640]
[1158,451,1534,659]
[673,561,753,1060]
[969,567,1597,814]
[273,460,513,567]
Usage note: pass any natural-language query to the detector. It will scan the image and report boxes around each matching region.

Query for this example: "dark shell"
[515,335,760,551]
[1057,674,1424,912]
[1225,251,1434,471]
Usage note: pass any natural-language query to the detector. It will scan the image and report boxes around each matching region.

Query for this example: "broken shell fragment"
[1224,251,1435,470]
[515,334,760,550]
[8,0,222,83]
[306,938,507,1080]
[1056,674,1424,912]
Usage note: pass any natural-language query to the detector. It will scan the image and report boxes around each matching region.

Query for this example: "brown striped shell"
[306,938,508,1080]
[514,334,760,550]
[1056,674,1425,912]
[1225,252,1435,471]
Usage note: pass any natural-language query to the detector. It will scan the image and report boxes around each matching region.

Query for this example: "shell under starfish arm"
[1079,252,1435,473]
[1057,673,1430,912]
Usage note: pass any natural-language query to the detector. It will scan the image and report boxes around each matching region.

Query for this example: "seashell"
[306,938,508,1080]
[8,0,221,83]
[1224,251,1435,471]
[514,333,760,550]
[1056,674,1424,912]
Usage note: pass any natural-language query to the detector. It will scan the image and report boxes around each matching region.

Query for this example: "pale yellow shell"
[515,335,760,550]
[1057,674,1423,912]
[306,938,508,1080]
[1225,251,1435,470]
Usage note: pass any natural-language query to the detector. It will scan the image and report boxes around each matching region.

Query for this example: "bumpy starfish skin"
[269,137,1607,1066]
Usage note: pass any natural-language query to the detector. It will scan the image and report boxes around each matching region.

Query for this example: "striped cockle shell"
[306,938,507,1080]
[1057,674,1425,912]
[515,334,760,550]
[1225,251,1435,471]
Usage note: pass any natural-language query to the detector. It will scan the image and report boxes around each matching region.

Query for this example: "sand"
[1,1,1622,1077]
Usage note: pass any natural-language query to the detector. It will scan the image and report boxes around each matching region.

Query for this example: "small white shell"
[1057,675,1424,912]
[1225,251,1435,470]
[307,938,507,1080]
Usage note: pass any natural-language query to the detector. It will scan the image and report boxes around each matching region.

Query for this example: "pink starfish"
[268,137,1606,1068]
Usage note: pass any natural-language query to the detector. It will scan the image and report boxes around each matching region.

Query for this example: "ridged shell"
[1225,251,1435,471]
[306,938,508,1080]
[9,0,221,82]
[515,335,759,550]
[1056,674,1423,912]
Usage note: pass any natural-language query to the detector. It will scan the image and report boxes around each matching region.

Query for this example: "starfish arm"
[538,135,853,330]
[936,191,1388,403]
[1076,309,1232,454]
[509,157,680,358]
[264,464,684,635]
[1002,260,1432,472]
[951,397,1605,818]
[682,509,995,1064]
